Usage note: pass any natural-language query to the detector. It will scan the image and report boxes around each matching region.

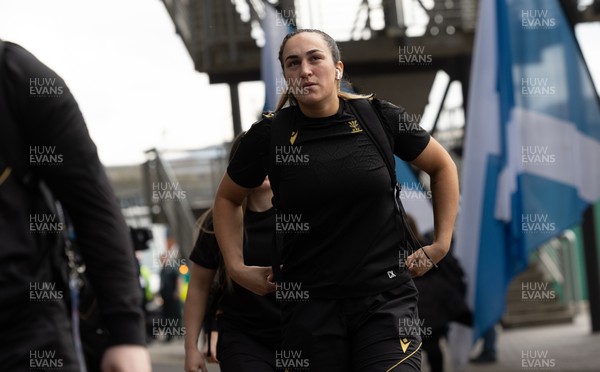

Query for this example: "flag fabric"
[261,2,292,112]
[396,158,434,235]
[451,0,600,364]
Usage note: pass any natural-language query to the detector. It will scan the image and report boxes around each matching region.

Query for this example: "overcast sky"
[1,0,598,166]
[0,0,266,166]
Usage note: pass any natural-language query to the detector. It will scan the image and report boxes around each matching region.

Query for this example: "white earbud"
[336,70,342,80]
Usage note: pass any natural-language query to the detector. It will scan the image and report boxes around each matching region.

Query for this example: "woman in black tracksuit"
[214,29,459,371]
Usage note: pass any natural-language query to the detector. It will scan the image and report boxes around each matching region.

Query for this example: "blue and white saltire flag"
[261,2,293,112]
[451,0,600,365]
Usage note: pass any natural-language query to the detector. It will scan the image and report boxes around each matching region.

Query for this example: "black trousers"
[281,280,422,371]
[217,328,279,372]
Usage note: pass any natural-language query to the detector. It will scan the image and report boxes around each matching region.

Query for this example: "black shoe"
[470,352,497,364]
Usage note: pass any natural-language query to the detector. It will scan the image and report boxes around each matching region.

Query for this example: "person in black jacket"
[0,40,150,371]
[408,215,472,372]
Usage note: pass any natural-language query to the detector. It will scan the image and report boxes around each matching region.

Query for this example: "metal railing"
[289,0,478,41]
[143,149,197,259]
[229,0,479,43]
[534,230,582,313]
[141,145,231,258]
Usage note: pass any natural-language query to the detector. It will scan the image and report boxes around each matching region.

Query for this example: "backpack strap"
[268,107,297,203]
[347,98,397,188]
[346,98,423,254]
[268,106,296,282]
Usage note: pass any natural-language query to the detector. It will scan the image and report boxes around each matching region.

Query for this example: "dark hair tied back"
[277,29,341,70]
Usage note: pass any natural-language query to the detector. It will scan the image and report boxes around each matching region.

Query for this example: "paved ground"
[149,337,219,372]
[463,311,599,372]
[150,310,598,371]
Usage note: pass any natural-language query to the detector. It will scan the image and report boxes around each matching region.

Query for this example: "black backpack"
[267,98,423,280]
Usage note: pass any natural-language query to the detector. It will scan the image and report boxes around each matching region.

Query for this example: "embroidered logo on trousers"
[400,338,411,353]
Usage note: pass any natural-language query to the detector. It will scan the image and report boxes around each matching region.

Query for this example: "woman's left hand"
[405,243,444,277]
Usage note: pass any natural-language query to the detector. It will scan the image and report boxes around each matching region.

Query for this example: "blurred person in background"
[185,132,280,372]
[159,233,183,343]
[470,326,497,364]
[408,215,472,372]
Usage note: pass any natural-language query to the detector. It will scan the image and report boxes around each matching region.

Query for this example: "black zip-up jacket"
[0,41,145,370]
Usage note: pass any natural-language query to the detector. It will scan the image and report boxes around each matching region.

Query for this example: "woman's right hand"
[185,348,208,372]
[229,264,276,296]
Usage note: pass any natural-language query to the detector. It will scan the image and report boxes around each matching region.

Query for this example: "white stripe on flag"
[496,107,600,221]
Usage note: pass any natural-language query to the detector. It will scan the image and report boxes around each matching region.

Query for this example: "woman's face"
[281,32,342,110]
